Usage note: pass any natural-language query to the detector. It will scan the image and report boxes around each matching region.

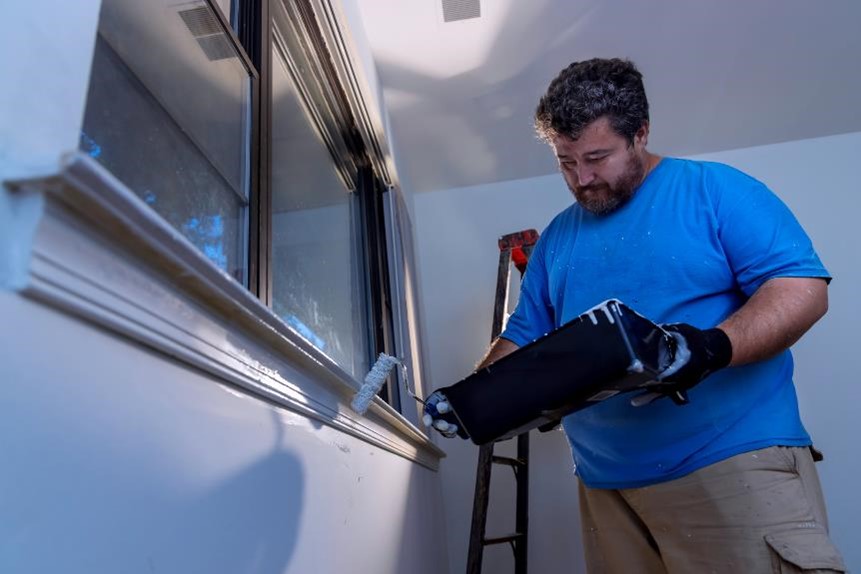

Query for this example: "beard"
[569,153,646,215]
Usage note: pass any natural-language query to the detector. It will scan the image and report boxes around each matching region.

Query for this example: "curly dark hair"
[535,58,649,145]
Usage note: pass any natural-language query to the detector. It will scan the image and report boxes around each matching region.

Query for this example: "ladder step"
[492,455,525,467]
[483,533,526,545]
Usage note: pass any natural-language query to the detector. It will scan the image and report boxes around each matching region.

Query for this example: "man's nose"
[576,166,597,186]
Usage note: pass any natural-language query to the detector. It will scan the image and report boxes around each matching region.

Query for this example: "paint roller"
[351,353,459,436]
[350,353,427,413]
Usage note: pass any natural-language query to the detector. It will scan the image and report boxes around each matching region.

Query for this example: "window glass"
[80,0,251,282]
[270,44,370,379]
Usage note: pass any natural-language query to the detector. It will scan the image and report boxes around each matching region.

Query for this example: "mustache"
[571,183,608,193]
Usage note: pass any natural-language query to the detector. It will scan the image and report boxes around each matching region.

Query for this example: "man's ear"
[635,121,650,149]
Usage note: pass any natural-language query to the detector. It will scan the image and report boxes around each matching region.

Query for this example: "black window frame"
[234,0,272,304]
[233,0,403,407]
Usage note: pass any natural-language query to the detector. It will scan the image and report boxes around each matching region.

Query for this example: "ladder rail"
[465,229,538,574]
[515,433,529,574]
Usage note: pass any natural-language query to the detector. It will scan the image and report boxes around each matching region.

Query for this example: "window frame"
[78,0,420,416]
[263,0,406,402]
[357,166,401,410]
[234,0,272,304]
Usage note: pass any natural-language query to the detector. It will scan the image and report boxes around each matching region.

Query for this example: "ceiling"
[354,0,861,194]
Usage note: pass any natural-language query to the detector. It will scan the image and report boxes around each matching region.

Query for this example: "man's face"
[551,117,648,215]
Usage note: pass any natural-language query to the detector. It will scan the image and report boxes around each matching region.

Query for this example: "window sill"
[3,152,444,470]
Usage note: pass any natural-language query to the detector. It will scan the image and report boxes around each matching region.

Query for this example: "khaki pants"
[578,446,846,573]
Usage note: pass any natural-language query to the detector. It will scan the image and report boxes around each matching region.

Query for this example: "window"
[78,0,409,408]
[269,36,370,378]
[80,0,252,283]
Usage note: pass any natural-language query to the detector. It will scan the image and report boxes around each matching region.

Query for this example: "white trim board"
[3,152,444,470]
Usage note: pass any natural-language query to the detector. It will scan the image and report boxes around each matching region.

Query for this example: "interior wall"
[689,132,860,569]
[0,291,448,574]
[336,0,416,220]
[412,131,861,573]
[0,0,100,181]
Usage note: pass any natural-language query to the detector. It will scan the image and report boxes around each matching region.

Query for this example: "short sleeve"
[500,233,555,346]
[711,167,831,296]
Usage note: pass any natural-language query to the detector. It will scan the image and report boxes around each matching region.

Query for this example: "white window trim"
[3,152,445,470]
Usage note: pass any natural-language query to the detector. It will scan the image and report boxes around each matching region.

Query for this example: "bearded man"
[432,58,845,573]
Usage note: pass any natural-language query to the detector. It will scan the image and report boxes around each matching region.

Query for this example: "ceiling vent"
[442,0,481,22]
[178,5,235,61]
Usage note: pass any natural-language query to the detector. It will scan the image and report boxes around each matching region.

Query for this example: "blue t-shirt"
[501,158,830,489]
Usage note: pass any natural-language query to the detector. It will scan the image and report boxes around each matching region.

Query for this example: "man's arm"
[718,276,829,366]
[636,276,828,406]
[476,337,520,370]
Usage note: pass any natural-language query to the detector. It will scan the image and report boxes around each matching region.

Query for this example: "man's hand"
[422,391,466,438]
[632,323,733,406]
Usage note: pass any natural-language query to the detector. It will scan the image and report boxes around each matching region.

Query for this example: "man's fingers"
[433,419,451,432]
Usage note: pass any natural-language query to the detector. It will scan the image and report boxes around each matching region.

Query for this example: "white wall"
[0,0,100,181]
[337,0,417,220]
[413,131,861,573]
[0,291,447,574]
[691,132,861,568]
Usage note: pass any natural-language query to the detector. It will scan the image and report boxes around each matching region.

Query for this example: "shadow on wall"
[0,398,306,574]
[391,459,452,574]
[148,442,305,571]
[126,410,307,573]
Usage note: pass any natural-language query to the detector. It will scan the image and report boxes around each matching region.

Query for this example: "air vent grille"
[442,0,481,23]
[196,34,235,61]
[179,6,221,36]
[178,5,236,61]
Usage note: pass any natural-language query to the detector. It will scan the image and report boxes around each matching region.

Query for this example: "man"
[427,59,845,572]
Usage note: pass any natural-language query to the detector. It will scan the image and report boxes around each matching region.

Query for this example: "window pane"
[270,46,370,379]
[80,0,251,282]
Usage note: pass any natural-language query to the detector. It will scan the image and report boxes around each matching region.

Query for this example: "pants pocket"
[765,526,846,573]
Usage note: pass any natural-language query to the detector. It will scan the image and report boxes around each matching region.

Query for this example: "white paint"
[0,0,100,181]
[414,132,861,572]
[580,298,620,325]
[657,331,691,380]
[353,354,401,414]
[600,303,615,324]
